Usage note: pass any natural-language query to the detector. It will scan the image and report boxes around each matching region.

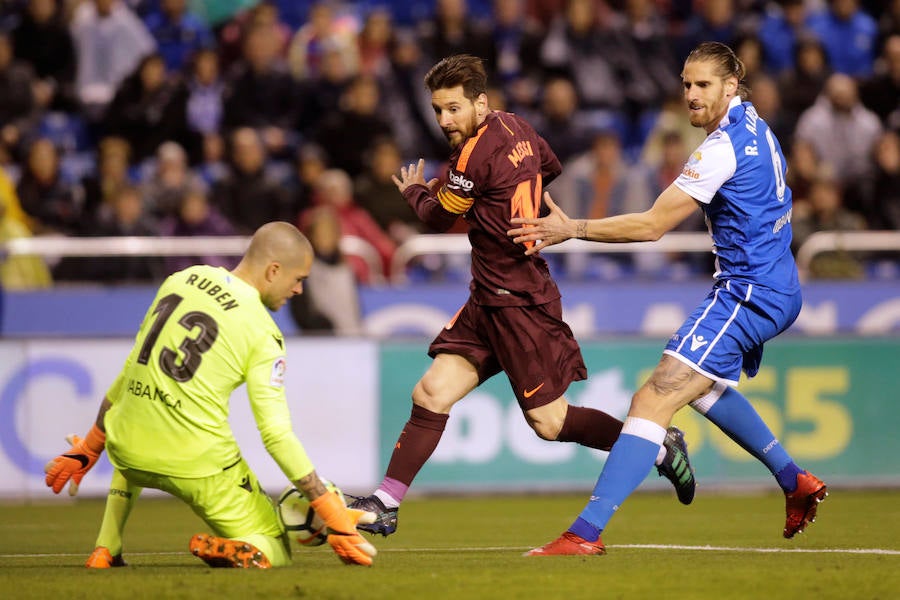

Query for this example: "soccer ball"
[277,480,346,547]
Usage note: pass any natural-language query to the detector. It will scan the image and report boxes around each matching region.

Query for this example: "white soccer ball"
[277,480,346,547]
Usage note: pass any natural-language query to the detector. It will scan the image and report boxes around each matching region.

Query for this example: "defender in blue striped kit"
[508,42,827,556]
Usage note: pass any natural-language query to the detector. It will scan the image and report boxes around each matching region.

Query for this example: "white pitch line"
[4,544,899,558]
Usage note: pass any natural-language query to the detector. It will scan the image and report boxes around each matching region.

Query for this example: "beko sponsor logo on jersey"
[507,140,534,168]
[447,171,474,191]
[126,378,182,409]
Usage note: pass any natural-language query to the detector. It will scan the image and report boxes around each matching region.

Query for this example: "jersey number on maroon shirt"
[510,174,543,251]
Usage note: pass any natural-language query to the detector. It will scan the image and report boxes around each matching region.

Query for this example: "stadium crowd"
[0,0,897,290]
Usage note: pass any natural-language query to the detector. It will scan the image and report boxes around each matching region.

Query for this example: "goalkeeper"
[44,221,376,569]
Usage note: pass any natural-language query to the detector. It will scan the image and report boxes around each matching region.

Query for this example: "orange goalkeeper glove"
[44,424,106,496]
[310,490,378,566]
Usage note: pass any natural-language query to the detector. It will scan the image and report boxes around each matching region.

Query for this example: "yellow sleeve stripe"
[438,187,474,214]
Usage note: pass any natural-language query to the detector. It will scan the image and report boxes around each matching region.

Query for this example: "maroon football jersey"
[407,111,564,307]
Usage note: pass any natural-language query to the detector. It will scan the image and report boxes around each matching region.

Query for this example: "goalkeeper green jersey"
[104,265,313,480]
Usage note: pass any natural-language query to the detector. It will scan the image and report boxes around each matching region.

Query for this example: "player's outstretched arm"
[45,398,111,496]
[507,192,578,255]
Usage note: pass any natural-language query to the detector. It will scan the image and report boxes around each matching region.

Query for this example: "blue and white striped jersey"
[674,97,799,295]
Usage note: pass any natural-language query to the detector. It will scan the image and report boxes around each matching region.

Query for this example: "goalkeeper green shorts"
[119,458,284,541]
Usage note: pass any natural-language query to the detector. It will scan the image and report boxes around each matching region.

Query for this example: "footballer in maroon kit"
[348,55,696,537]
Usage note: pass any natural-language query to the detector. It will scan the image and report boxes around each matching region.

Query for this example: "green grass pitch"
[3,489,898,599]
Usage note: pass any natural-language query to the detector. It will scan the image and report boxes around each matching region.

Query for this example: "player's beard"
[444,113,479,148]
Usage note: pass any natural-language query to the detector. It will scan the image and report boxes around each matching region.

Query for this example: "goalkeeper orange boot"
[783,471,828,539]
[524,532,606,556]
[85,546,127,568]
[189,534,271,569]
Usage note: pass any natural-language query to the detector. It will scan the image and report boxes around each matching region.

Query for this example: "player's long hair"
[424,54,488,101]
[686,41,752,100]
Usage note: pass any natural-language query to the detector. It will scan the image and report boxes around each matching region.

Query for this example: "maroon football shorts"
[428,297,587,410]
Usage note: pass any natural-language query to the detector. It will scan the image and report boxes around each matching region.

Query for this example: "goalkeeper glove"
[310,490,378,566]
[44,424,106,496]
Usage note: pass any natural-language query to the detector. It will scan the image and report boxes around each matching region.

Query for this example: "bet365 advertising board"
[1,337,897,499]
[378,338,900,491]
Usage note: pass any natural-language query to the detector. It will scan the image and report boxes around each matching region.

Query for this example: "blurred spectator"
[539,0,632,114]
[70,0,156,121]
[785,138,821,206]
[621,0,681,116]
[312,75,393,178]
[287,1,358,81]
[556,129,650,220]
[80,136,133,225]
[0,167,52,290]
[635,129,708,275]
[859,34,900,126]
[0,32,40,161]
[794,73,883,209]
[102,53,190,162]
[11,0,77,111]
[675,0,740,63]
[195,130,228,187]
[862,129,900,230]
[734,34,765,81]
[551,129,654,278]
[140,141,207,219]
[356,6,395,79]
[525,0,568,27]
[490,0,546,114]
[211,127,293,234]
[218,1,293,69]
[354,137,423,245]
[531,76,596,164]
[295,40,356,137]
[16,138,84,235]
[287,143,328,218]
[184,47,225,163]
[377,30,446,159]
[806,0,878,76]
[0,164,30,229]
[639,92,708,167]
[143,0,214,73]
[757,0,811,74]
[640,130,705,232]
[158,185,237,272]
[77,184,162,282]
[222,23,300,158]
[748,73,793,148]
[877,0,900,50]
[791,175,867,279]
[778,36,831,128]
[305,168,396,284]
[416,0,497,71]
[290,205,363,335]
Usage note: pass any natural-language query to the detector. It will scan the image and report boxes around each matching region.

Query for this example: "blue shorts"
[663,279,801,385]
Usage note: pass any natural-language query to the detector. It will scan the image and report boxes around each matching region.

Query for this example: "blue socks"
[693,383,800,492]
[569,417,666,540]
